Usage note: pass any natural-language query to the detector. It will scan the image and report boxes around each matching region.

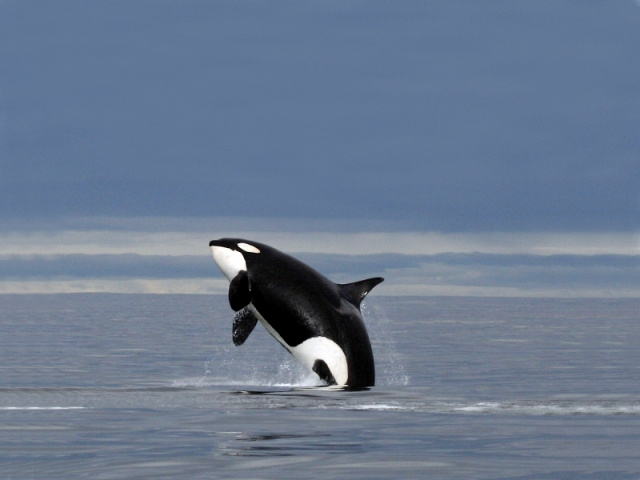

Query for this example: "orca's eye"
[237,242,260,254]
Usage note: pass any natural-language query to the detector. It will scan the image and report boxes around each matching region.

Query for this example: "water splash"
[191,342,322,388]
[267,357,322,387]
[194,298,406,389]
[361,300,410,387]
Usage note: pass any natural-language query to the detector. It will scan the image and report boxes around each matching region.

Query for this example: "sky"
[0,1,639,296]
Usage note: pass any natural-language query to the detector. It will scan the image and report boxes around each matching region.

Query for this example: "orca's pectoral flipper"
[338,277,384,309]
[232,308,259,346]
[228,270,251,311]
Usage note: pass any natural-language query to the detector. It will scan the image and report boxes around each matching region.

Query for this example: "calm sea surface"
[1,294,639,479]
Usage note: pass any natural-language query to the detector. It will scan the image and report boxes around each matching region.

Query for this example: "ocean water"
[1,294,639,479]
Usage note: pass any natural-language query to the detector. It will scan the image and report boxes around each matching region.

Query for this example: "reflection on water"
[222,431,363,458]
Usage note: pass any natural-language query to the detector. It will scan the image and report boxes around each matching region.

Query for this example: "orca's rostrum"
[209,238,383,388]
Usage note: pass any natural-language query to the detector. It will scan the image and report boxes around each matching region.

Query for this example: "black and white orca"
[209,238,383,388]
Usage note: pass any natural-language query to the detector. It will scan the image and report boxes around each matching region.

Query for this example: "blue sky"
[1,1,638,296]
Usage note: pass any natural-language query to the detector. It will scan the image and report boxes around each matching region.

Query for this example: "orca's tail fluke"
[338,277,384,309]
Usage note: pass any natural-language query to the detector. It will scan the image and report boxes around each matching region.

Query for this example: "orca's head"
[209,238,262,281]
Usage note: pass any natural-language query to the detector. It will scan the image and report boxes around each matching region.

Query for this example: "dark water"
[1,294,639,479]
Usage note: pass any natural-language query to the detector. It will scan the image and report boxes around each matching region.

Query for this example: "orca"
[209,238,383,388]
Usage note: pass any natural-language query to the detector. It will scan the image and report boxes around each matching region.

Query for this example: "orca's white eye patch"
[238,242,260,254]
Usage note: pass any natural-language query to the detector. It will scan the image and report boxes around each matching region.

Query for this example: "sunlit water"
[1,294,639,479]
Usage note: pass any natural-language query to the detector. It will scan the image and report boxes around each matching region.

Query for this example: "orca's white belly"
[249,305,349,385]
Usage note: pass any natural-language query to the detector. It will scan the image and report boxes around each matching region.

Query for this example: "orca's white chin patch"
[210,245,247,281]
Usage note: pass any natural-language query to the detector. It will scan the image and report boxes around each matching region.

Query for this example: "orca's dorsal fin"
[229,270,251,311]
[339,277,384,309]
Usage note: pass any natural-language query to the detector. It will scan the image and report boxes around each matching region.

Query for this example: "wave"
[0,406,87,411]
[450,400,640,416]
[346,398,640,416]
[3,384,638,417]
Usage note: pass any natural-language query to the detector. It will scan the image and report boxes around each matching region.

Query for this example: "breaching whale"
[209,238,383,388]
